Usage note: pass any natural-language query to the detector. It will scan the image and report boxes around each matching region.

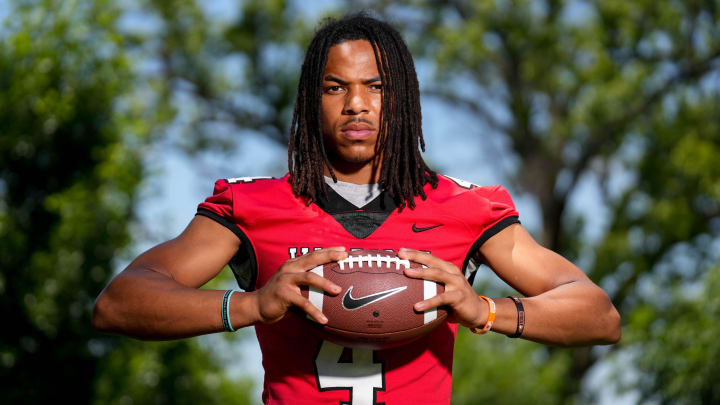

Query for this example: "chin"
[328,154,379,174]
[346,154,375,164]
[332,146,377,164]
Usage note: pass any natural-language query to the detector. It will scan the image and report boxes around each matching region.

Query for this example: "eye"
[325,85,344,94]
[369,84,383,92]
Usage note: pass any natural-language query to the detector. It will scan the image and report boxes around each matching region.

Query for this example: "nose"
[343,86,369,115]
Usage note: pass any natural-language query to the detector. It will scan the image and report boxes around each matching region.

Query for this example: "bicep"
[126,215,241,288]
[478,223,589,296]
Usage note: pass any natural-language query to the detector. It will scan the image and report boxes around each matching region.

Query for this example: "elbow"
[604,306,622,344]
[591,287,622,345]
[91,291,116,334]
[582,290,622,346]
[592,298,621,345]
[564,305,621,347]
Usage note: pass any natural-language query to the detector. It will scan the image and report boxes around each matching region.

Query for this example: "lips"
[341,122,375,140]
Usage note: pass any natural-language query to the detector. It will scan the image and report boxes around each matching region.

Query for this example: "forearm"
[92,267,260,340]
[487,281,621,346]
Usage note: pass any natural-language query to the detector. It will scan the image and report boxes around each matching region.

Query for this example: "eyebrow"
[323,75,382,85]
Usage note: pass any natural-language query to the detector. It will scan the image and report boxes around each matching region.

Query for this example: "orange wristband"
[470,296,496,335]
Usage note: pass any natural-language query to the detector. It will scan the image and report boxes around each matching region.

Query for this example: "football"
[300,249,447,350]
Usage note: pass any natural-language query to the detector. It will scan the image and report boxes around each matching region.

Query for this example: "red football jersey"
[197,174,519,405]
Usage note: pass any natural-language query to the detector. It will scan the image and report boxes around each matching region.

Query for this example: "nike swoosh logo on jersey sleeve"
[342,286,408,310]
[412,224,443,232]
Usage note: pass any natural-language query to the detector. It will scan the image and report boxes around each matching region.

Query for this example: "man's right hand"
[251,247,347,325]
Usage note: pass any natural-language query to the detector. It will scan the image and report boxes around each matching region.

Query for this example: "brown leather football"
[300,249,447,350]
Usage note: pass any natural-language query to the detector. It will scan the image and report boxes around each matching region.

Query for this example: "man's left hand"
[398,248,488,329]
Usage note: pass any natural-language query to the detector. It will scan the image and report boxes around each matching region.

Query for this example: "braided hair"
[288,12,437,209]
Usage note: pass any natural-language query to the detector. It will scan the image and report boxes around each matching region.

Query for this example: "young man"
[93,14,620,405]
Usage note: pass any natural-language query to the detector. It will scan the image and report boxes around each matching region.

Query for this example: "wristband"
[222,289,239,332]
[507,296,525,338]
[470,296,496,335]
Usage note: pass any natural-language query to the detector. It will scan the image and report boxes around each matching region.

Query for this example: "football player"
[93,13,620,405]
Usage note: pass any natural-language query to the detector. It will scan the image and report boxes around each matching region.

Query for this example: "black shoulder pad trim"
[196,209,244,240]
[195,208,258,291]
[462,216,521,285]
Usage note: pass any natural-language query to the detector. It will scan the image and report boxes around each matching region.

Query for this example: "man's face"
[321,40,383,177]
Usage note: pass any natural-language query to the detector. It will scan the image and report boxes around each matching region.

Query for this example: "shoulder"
[218,174,289,191]
[209,174,293,200]
[427,174,515,206]
[415,174,519,235]
[197,174,297,219]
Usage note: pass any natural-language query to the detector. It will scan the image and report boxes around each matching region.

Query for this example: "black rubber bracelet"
[507,296,525,338]
[221,289,233,332]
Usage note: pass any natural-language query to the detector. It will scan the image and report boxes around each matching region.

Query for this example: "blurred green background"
[1,0,719,403]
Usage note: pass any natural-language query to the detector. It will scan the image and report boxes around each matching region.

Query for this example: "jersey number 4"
[314,340,385,405]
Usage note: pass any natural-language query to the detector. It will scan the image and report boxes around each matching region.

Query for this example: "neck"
[324,160,381,185]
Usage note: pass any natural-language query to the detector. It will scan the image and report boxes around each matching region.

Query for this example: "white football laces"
[337,254,411,270]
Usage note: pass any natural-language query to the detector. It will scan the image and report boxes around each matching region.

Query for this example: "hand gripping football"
[300,249,447,350]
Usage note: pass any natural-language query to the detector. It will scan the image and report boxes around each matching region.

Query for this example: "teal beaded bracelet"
[222,289,238,332]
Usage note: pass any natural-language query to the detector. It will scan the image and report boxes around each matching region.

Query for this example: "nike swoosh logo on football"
[342,285,408,310]
[412,223,443,232]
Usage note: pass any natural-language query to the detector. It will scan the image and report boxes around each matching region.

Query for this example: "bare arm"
[479,224,621,346]
[401,223,620,347]
[92,216,347,340]
[92,216,250,340]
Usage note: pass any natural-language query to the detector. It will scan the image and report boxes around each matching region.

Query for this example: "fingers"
[282,247,348,273]
[256,285,329,324]
[288,294,328,324]
[255,248,348,325]
[398,249,485,327]
[297,270,342,295]
[404,264,468,312]
[278,247,347,292]
[401,249,465,287]
[256,274,334,324]
[414,290,463,312]
[413,288,485,328]
[404,265,464,284]
[398,248,462,275]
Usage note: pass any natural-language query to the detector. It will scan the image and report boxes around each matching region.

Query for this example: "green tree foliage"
[386,0,720,403]
[0,1,251,403]
[602,95,720,404]
[451,329,571,404]
[627,265,720,404]
[93,339,254,405]
[145,0,317,153]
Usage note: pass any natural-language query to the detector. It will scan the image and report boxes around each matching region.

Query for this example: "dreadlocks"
[288,12,438,209]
